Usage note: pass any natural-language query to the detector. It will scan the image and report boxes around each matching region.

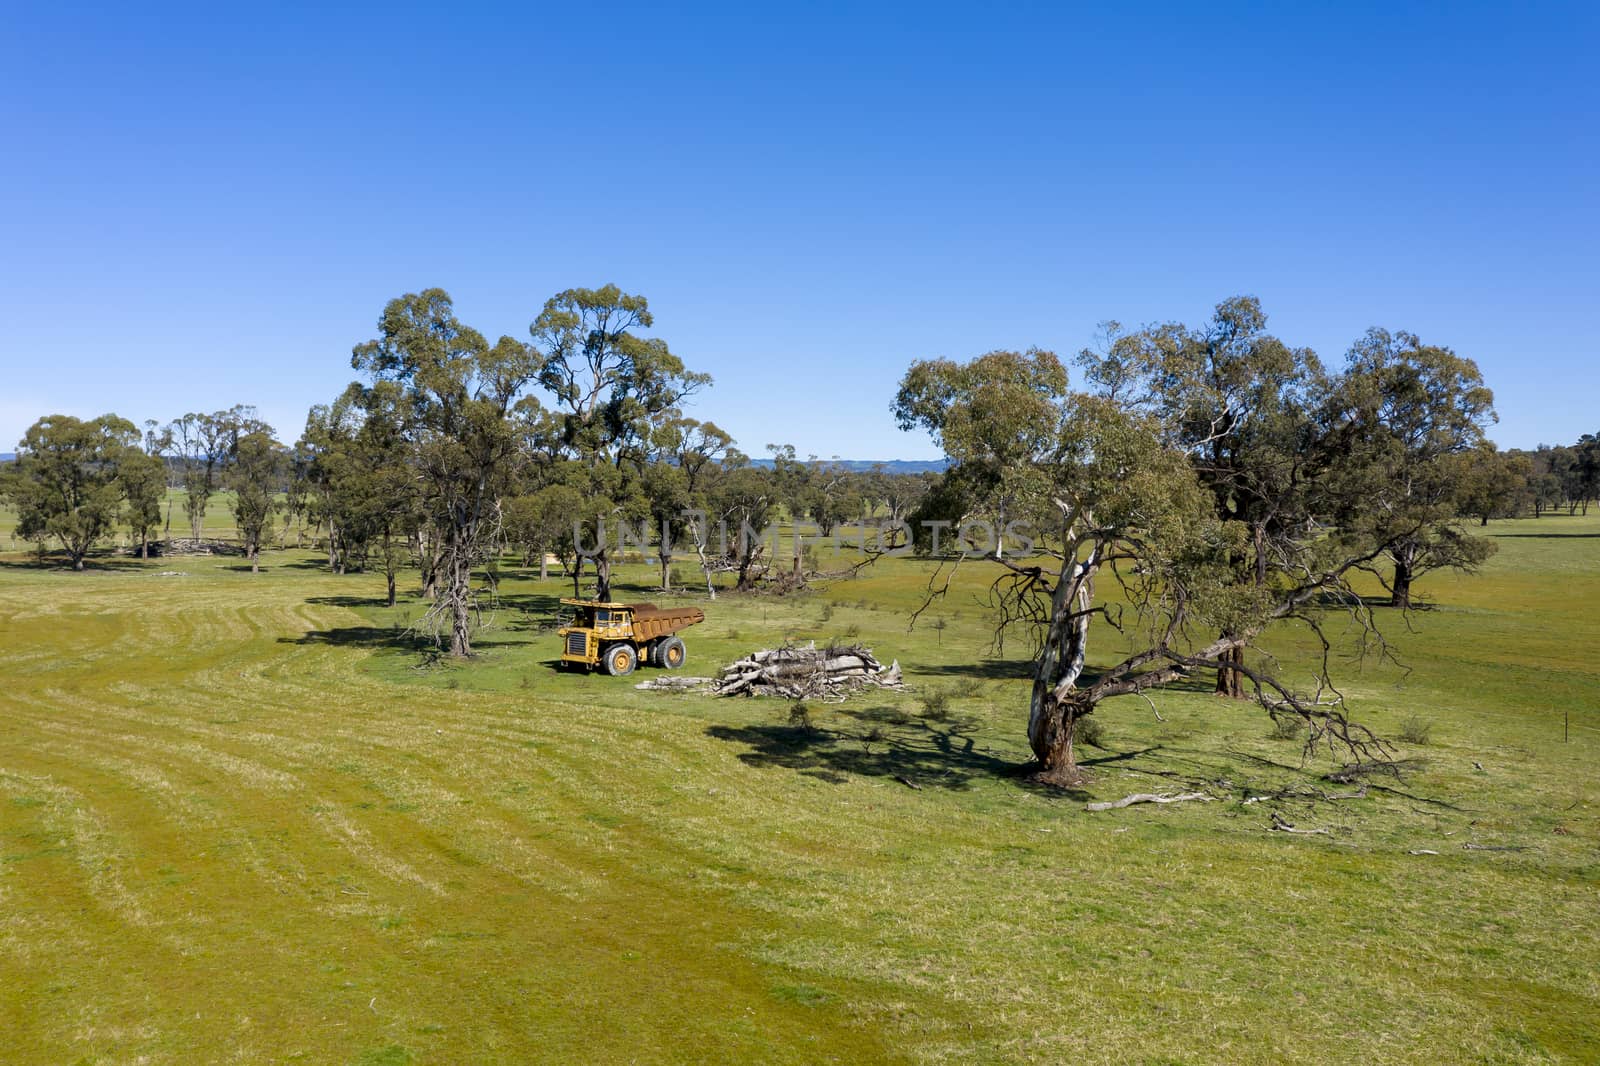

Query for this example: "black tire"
[658,636,687,670]
[602,643,638,677]
[646,640,665,668]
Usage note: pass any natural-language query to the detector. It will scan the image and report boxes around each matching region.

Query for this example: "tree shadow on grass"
[0,556,148,573]
[705,709,1090,798]
[280,626,529,654]
[1491,531,1600,539]
[305,594,399,609]
[492,591,567,631]
[280,626,424,649]
[911,658,1034,681]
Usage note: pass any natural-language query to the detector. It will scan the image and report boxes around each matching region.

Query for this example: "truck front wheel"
[603,643,638,677]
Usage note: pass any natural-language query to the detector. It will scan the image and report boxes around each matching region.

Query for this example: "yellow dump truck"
[557,599,706,676]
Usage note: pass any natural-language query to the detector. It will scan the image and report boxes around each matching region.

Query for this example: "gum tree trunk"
[1392,557,1414,610]
[1027,547,1097,784]
[1214,644,1246,698]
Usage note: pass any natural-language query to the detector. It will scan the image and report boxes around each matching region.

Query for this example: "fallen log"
[634,676,716,692]
[1084,792,1212,812]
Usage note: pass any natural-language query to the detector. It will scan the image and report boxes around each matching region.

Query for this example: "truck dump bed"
[626,604,705,642]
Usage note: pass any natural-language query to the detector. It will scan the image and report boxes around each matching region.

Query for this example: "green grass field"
[1,505,1596,1063]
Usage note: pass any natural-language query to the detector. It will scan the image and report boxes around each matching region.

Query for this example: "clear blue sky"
[2,2,1595,459]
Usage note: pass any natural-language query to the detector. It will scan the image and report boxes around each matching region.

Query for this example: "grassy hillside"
[1,514,1596,1063]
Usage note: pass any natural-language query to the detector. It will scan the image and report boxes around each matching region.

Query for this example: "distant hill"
[0,453,13,463]
[747,458,947,474]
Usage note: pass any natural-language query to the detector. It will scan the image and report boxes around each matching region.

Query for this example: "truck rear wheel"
[658,636,687,670]
[603,643,638,677]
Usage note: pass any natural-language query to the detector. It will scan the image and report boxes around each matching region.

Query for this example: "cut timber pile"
[715,642,903,700]
[156,539,243,557]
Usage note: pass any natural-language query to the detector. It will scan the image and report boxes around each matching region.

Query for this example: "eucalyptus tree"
[354,288,543,656]
[866,467,934,527]
[228,430,284,573]
[632,413,735,591]
[895,346,1393,785]
[1456,445,1531,525]
[530,284,710,465]
[640,459,690,590]
[653,414,732,495]
[3,414,143,570]
[298,398,363,572]
[807,464,862,539]
[1334,328,1497,608]
[1574,433,1600,513]
[528,285,710,598]
[503,481,585,582]
[342,381,426,604]
[118,443,166,559]
[280,441,314,548]
[164,406,269,542]
[1075,298,1328,695]
[707,463,776,592]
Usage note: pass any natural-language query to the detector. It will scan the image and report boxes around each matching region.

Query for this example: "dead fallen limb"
[1084,791,1212,812]
[1462,843,1529,853]
[1268,812,1330,835]
[1244,784,1367,804]
[1326,759,1425,783]
[634,676,716,692]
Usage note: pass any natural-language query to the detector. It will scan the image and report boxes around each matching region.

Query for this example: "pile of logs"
[715,642,904,700]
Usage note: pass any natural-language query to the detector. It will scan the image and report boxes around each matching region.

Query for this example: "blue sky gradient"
[2,2,1595,458]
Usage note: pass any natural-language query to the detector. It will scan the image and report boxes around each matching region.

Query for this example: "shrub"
[1072,716,1106,748]
[819,603,834,622]
[949,677,982,701]
[1269,715,1305,741]
[787,701,815,731]
[920,687,952,721]
[1399,715,1433,745]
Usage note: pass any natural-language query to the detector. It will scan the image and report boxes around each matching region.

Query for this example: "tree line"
[0,286,937,627]
[2,287,1593,778]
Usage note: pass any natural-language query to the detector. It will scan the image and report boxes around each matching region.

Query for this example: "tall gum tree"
[228,430,285,573]
[354,288,542,657]
[1076,298,1327,697]
[164,406,268,542]
[1333,328,1497,608]
[530,285,710,600]
[3,414,142,570]
[895,348,1395,786]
